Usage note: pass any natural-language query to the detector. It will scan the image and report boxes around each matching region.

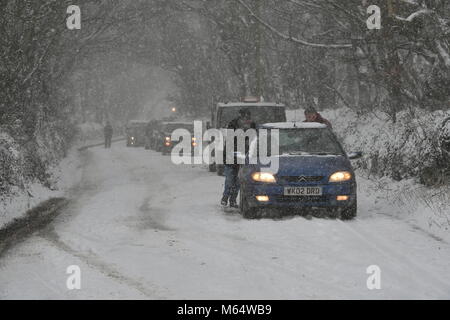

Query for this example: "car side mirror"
[348,151,363,160]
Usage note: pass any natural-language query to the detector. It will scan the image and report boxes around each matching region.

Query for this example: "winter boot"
[229,200,238,208]
[221,196,228,206]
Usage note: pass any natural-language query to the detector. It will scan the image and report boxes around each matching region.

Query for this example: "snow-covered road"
[1,144,449,299]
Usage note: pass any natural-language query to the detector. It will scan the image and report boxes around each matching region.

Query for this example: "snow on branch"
[395,9,433,22]
[435,40,450,67]
[234,0,352,49]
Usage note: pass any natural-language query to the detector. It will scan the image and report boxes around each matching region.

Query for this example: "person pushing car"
[221,109,256,208]
[304,105,332,129]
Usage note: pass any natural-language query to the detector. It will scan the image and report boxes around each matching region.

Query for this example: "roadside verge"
[0,197,69,257]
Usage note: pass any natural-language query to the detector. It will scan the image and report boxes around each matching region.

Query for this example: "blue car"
[238,122,362,219]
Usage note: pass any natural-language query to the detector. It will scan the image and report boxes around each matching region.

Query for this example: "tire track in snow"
[39,227,167,299]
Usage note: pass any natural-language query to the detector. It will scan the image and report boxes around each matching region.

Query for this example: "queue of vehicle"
[115,97,365,220]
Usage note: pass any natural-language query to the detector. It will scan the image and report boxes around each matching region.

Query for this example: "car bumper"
[243,182,356,208]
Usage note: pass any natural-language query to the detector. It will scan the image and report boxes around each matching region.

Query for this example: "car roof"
[217,102,285,108]
[162,121,193,125]
[260,122,328,129]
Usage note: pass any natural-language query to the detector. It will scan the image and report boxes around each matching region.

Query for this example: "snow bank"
[0,136,82,229]
[0,120,104,228]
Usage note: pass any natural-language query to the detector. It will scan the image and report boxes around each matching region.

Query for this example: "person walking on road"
[104,121,113,148]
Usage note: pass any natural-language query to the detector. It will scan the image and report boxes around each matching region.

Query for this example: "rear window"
[217,106,286,128]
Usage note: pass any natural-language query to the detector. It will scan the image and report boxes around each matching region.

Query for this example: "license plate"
[284,187,322,196]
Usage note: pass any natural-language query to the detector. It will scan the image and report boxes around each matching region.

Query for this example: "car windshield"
[218,106,285,128]
[276,128,344,156]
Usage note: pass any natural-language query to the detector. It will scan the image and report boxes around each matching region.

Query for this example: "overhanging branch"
[235,0,352,49]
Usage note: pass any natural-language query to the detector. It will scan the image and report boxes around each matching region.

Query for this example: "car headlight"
[131,137,135,140]
[252,172,276,183]
[329,171,352,182]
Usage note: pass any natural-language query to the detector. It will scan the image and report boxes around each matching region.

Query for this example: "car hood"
[261,155,353,177]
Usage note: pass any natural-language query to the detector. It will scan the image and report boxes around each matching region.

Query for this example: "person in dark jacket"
[104,121,113,148]
[221,109,256,208]
[304,106,332,129]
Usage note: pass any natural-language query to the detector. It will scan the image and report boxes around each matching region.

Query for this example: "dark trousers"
[105,136,112,148]
[223,165,240,203]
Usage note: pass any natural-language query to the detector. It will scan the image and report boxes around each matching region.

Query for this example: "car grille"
[278,176,324,183]
[275,195,328,203]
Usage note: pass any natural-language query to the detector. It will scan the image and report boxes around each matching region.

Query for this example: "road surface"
[1,143,449,299]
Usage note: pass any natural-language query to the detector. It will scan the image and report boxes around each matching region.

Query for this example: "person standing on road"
[304,105,332,129]
[104,121,113,148]
[221,109,256,208]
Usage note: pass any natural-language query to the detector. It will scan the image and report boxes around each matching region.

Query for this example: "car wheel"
[216,165,224,176]
[208,163,216,172]
[340,204,357,220]
[327,208,340,219]
[240,191,258,219]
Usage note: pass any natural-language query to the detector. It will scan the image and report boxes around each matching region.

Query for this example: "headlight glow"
[252,172,276,183]
[329,171,352,182]
[256,195,269,202]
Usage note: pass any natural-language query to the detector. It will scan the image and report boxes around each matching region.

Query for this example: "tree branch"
[234,0,352,49]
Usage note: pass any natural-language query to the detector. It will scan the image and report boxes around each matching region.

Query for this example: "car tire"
[240,191,258,219]
[216,165,224,176]
[327,208,339,219]
[340,203,357,220]
[208,163,216,172]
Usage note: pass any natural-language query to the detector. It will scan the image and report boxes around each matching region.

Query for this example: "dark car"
[238,122,362,219]
[157,121,195,155]
[125,120,148,147]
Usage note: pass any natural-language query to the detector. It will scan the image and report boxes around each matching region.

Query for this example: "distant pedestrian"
[104,121,113,148]
[304,105,332,129]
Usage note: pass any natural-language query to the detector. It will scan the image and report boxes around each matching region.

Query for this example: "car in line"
[238,122,362,219]
[156,121,195,155]
[125,120,148,147]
